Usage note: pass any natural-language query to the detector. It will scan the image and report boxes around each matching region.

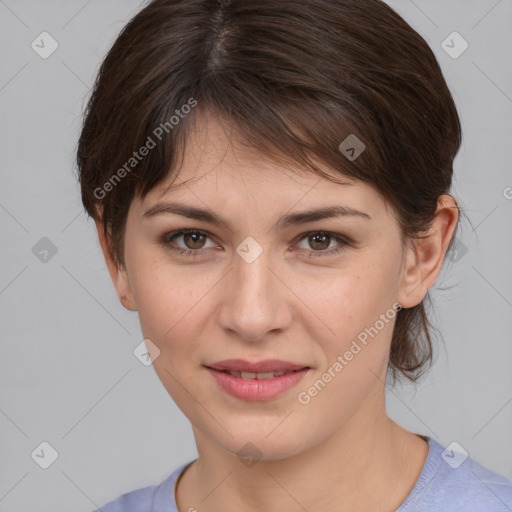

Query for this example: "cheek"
[132,260,217,354]
[292,268,400,421]
[132,264,215,408]
[299,261,399,344]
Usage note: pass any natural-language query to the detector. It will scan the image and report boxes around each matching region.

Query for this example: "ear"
[94,219,137,311]
[397,194,459,308]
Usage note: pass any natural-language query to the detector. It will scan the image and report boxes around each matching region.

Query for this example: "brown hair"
[76,0,462,384]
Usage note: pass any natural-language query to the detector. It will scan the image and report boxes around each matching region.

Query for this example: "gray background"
[0,1,511,511]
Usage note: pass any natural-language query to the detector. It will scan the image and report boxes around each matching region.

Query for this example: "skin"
[96,114,459,512]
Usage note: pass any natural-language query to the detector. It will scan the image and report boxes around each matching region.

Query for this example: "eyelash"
[160,229,350,259]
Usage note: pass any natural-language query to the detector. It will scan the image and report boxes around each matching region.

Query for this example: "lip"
[205,360,311,401]
[206,359,309,373]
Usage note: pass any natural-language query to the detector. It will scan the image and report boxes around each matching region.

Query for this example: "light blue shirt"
[93,436,512,511]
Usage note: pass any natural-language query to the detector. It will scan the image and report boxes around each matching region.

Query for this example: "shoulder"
[434,454,512,510]
[92,480,162,512]
[402,437,512,511]
[93,485,157,512]
[91,462,190,512]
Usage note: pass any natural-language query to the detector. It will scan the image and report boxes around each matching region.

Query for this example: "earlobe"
[397,195,459,308]
[94,219,137,311]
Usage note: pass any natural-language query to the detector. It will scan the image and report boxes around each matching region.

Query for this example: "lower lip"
[206,367,310,400]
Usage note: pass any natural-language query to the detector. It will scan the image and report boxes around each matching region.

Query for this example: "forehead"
[129,113,394,234]
[143,113,373,205]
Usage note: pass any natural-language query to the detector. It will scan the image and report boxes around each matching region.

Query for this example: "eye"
[160,229,218,257]
[294,231,349,258]
[160,229,350,259]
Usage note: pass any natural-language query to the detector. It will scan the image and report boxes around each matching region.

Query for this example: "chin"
[216,424,310,463]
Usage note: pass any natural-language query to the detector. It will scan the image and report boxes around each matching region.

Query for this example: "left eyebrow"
[275,205,371,230]
[142,202,371,231]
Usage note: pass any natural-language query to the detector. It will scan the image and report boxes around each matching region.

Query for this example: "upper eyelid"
[165,229,349,248]
[165,229,218,244]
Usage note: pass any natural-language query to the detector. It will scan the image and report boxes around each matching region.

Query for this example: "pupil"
[311,233,329,250]
[185,233,204,249]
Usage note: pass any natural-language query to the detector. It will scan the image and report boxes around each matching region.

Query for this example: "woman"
[77,0,512,510]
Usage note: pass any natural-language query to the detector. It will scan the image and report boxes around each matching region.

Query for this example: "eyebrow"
[142,202,371,231]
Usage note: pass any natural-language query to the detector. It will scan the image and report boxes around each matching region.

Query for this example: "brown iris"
[183,232,207,249]
[308,233,331,251]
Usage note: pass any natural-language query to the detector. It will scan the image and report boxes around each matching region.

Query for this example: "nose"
[216,245,292,342]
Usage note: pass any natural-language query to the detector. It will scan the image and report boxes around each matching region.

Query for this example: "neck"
[176,396,428,512]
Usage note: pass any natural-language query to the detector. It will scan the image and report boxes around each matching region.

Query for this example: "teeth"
[256,371,278,380]
[227,370,289,379]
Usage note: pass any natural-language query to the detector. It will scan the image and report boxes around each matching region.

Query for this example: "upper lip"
[206,359,310,373]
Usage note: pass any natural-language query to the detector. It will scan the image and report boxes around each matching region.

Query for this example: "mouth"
[207,368,309,380]
[205,358,311,374]
[204,360,311,400]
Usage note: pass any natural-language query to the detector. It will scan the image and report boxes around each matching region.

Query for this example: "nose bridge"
[217,238,290,341]
[235,240,273,298]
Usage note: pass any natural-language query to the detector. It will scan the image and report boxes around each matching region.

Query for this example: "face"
[103,114,430,461]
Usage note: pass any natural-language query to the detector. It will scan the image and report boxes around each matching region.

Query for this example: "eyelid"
[293,230,351,246]
[292,231,350,257]
[161,228,219,249]
[160,228,351,257]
